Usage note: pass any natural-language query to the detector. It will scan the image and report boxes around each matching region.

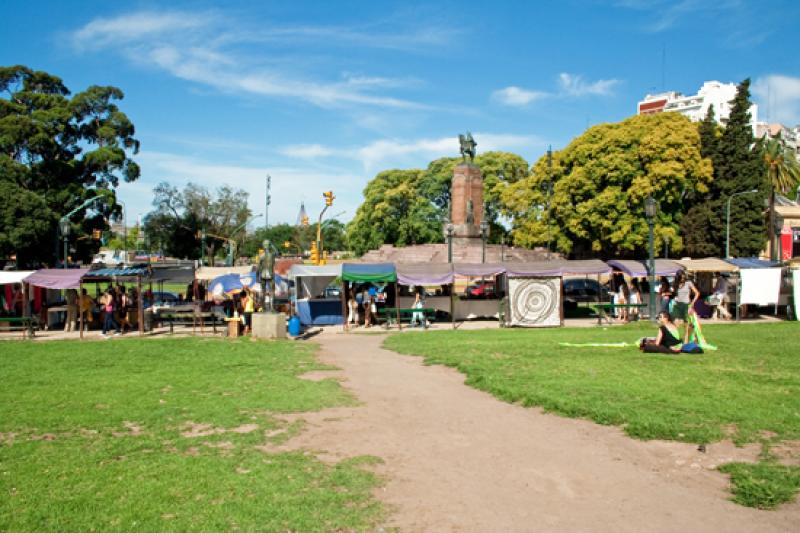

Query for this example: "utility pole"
[265,175,271,229]
[546,145,553,260]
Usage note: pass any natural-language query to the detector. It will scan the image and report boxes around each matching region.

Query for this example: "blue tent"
[209,272,259,297]
[724,258,780,269]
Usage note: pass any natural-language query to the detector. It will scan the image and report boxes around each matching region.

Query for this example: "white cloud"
[123,151,364,225]
[492,73,620,107]
[70,10,429,110]
[280,144,336,159]
[753,75,800,126]
[558,73,619,96]
[491,86,550,106]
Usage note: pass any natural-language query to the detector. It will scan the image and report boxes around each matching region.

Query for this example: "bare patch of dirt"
[229,424,258,434]
[29,433,57,441]
[0,432,16,445]
[181,422,226,438]
[287,329,800,532]
[203,440,235,450]
[113,421,144,437]
[771,441,800,466]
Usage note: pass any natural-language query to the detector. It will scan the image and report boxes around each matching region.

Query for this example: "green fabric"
[341,272,397,282]
[688,313,718,351]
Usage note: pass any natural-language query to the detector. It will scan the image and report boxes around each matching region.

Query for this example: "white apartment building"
[637,81,758,132]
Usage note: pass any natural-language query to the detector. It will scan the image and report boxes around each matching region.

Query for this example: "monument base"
[251,312,287,339]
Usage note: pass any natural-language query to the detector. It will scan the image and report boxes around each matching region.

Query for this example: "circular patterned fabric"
[510,278,559,326]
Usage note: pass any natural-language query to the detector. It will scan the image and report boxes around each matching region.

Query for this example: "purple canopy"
[559,259,612,276]
[24,268,90,289]
[503,261,562,277]
[607,259,683,277]
[396,263,454,286]
[453,262,506,278]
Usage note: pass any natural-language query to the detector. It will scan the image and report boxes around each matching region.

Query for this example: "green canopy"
[341,263,397,283]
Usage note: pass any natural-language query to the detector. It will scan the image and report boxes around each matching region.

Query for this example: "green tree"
[143,182,251,261]
[681,106,722,256]
[0,65,140,267]
[710,79,768,257]
[501,113,713,258]
[763,135,800,259]
[346,169,443,256]
[241,223,298,257]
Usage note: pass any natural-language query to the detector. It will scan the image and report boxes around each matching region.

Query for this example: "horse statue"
[459,132,477,162]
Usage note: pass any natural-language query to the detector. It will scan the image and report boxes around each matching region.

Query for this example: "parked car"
[464,280,497,299]
[144,291,180,307]
[563,278,610,303]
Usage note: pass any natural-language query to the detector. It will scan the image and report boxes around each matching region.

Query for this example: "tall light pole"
[59,196,102,268]
[545,145,553,260]
[226,214,263,266]
[725,189,758,258]
[446,222,454,263]
[645,195,657,321]
[265,175,271,229]
[480,221,489,263]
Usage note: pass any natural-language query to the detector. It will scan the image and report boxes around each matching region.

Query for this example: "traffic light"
[323,191,334,207]
[92,229,102,240]
[309,241,319,264]
[321,250,328,265]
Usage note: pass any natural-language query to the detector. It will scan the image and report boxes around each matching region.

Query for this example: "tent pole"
[79,280,84,340]
[395,282,401,331]
[341,280,348,332]
[23,282,32,338]
[736,273,741,322]
[451,283,455,329]
[138,275,144,335]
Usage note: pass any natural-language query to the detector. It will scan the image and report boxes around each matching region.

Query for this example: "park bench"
[156,310,221,334]
[589,303,649,326]
[381,307,436,330]
[0,316,39,338]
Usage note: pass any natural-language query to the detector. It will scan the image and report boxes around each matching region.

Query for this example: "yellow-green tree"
[501,113,713,258]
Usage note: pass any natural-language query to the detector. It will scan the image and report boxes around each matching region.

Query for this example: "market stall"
[724,258,783,319]
[341,263,398,329]
[80,266,150,337]
[288,263,343,326]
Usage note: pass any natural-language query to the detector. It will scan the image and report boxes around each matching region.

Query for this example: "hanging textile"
[508,277,561,327]
[739,268,782,306]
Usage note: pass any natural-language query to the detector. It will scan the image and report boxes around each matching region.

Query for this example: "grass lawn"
[0,338,383,531]
[384,321,800,509]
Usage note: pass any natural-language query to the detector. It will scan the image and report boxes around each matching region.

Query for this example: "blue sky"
[2,0,799,228]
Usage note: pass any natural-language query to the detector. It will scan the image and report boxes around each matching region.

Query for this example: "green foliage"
[346,169,443,256]
[0,338,384,530]
[347,152,529,255]
[719,462,800,509]
[763,134,800,259]
[710,79,769,257]
[502,113,712,257]
[0,65,140,267]
[143,182,251,260]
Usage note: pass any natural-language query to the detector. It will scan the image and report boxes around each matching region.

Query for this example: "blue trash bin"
[288,315,302,337]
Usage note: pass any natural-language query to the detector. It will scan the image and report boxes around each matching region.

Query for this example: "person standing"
[658,277,673,314]
[64,288,78,332]
[79,288,94,327]
[711,274,732,320]
[347,289,360,326]
[629,279,641,321]
[117,286,131,333]
[410,290,425,327]
[672,271,700,340]
[101,290,120,336]
[242,289,254,334]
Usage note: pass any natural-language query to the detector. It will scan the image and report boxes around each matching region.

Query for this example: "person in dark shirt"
[640,311,682,353]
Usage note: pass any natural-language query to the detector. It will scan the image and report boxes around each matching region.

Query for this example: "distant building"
[756,122,800,160]
[637,81,758,132]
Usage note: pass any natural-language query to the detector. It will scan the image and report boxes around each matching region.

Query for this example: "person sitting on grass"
[639,311,682,354]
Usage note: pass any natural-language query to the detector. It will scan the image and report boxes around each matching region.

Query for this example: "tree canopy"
[346,151,529,255]
[0,65,140,267]
[143,182,251,261]
[501,113,713,258]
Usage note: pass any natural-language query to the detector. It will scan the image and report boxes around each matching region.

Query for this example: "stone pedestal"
[447,162,487,246]
[251,312,286,339]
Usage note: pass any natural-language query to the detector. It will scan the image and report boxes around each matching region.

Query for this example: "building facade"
[637,81,758,132]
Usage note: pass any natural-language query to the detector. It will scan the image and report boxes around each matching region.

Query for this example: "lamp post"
[645,195,657,321]
[446,222,454,263]
[480,221,489,263]
[725,189,758,258]
[226,214,263,266]
[59,195,102,268]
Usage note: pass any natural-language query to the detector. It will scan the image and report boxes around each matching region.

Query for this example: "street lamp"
[480,221,489,263]
[645,195,657,321]
[445,222,454,263]
[725,189,758,258]
[59,195,102,268]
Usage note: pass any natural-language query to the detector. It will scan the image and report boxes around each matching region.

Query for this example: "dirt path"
[280,330,799,532]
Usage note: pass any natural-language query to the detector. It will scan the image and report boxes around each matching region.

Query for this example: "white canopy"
[195,266,255,281]
[288,264,342,299]
[0,271,35,285]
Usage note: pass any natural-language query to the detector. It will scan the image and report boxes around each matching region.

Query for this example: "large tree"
[0,65,140,267]
[501,113,713,258]
[709,79,768,257]
[347,151,529,256]
[143,182,251,261]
